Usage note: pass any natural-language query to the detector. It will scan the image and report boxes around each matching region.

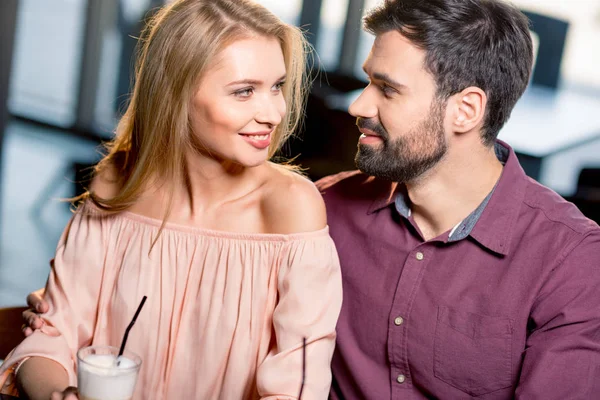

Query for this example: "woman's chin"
[235,150,271,168]
[223,153,269,170]
[240,157,269,169]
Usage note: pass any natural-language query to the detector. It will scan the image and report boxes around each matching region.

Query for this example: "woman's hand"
[50,386,79,399]
[21,288,48,336]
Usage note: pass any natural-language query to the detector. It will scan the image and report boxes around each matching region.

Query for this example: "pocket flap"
[438,306,513,339]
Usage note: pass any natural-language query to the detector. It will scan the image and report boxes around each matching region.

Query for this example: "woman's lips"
[239,131,272,150]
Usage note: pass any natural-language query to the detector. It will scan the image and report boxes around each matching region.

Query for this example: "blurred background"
[0,0,599,307]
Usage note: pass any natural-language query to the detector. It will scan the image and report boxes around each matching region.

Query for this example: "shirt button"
[394,316,404,326]
[397,374,406,384]
[416,251,424,261]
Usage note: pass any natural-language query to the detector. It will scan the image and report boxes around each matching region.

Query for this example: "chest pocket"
[434,306,514,396]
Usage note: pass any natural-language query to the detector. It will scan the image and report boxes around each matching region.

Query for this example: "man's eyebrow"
[363,66,407,89]
[372,72,407,90]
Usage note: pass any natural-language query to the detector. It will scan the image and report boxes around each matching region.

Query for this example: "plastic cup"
[77,345,142,400]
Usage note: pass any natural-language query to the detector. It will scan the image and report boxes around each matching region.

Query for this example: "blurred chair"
[522,10,569,89]
[564,167,600,224]
[574,167,600,198]
[570,198,600,224]
[0,306,27,359]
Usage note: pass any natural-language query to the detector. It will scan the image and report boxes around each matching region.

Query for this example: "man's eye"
[234,88,254,98]
[379,84,395,96]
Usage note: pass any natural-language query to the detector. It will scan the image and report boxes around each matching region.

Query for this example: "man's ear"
[450,87,487,133]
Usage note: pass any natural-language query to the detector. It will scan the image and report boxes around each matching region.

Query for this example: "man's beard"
[355,99,448,183]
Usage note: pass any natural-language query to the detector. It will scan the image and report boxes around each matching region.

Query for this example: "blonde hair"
[85,0,310,212]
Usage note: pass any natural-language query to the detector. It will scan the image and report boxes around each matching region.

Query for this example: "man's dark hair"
[364,0,533,145]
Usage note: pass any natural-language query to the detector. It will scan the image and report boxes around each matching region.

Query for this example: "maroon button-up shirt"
[317,141,600,399]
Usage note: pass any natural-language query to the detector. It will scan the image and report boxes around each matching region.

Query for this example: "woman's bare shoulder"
[88,163,123,199]
[261,164,326,234]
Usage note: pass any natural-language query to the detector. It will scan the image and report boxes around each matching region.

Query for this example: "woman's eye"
[234,88,254,98]
[273,81,285,91]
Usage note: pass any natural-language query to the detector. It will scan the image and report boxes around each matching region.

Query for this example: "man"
[315,0,600,398]
[21,0,600,398]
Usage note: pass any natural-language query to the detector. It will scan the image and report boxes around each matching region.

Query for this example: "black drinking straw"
[298,337,306,399]
[117,295,147,364]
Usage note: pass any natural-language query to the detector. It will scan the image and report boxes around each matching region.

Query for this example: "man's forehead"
[374,30,413,44]
[365,31,426,73]
[372,31,423,57]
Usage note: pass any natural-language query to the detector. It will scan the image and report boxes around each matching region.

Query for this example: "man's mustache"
[356,118,389,140]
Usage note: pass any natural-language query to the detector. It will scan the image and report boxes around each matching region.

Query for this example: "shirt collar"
[368,182,400,214]
[367,140,528,256]
[468,140,528,256]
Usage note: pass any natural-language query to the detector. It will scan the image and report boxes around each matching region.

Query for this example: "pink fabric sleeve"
[256,234,343,400]
[0,205,108,391]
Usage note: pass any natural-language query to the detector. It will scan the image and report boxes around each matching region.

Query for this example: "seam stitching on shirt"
[522,199,599,236]
[530,232,594,310]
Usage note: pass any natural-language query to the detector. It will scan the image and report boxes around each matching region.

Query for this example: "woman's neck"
[131,151,269,223]
[182,155,264,209]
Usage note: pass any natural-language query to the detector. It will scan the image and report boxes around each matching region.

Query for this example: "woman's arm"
[256,232,342,399]
[16,357,69,400]
[257,177,343,399]
[0,203,111,396]
[1,173,119,398]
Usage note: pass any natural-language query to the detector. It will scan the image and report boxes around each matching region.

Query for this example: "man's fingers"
[22,309,44,330]
[25,292,38,309]
[29,314,43,329]
[22,308,34,322]
[22,325,33,337]
[26,289,48,312]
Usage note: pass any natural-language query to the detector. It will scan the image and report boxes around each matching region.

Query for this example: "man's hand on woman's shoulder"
[22,288,47,336]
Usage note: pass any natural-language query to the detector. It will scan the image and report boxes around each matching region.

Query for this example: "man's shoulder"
[316,171,394,204]
[315,170,365,192]
[523,177,599,236]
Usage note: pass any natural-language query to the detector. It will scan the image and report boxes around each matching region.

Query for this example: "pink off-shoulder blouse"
[0,203,342,399]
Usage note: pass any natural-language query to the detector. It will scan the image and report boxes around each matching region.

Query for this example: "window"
[316,0,350,70]
[513,0,600,89]
[354,0,379,78]
[94,0,155,134]
[9,0,87,127]
[254,0,303,26]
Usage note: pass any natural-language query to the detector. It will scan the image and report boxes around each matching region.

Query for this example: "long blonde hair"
[86,0,310,212]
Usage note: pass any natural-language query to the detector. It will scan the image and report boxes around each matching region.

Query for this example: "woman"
[0,0,342,398]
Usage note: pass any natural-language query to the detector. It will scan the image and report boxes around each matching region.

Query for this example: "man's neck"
[406,144,503,241]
